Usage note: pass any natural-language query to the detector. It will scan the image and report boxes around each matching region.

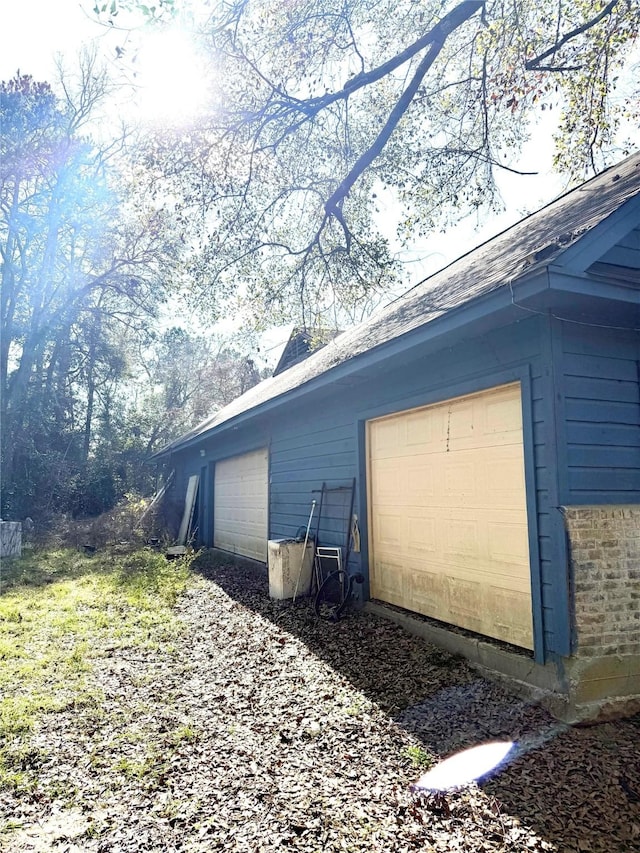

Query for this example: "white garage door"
[367,383,533,649]
[214,448,269,562]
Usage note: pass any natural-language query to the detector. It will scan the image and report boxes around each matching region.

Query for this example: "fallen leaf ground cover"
[0,549,638,852]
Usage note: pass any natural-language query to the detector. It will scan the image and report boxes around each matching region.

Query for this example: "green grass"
[0,548,191,793]
[170,723,198,743]
[403,744,433,769]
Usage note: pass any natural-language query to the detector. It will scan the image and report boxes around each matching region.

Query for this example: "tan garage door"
[214,448,269,562]
[367,383,533,649]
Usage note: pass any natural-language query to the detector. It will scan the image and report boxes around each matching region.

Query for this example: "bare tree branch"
[525,0,619,70]
[234,1,484,130]
[325,1,483,217]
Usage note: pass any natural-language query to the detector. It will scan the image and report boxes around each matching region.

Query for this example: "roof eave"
[155,259,638,462]
[156,268,554,458]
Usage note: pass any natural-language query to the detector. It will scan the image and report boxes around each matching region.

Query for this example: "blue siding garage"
[158,153,640,718]
[560,323,640,503]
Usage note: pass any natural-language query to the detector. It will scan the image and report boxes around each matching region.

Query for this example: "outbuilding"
[157,153,640,721]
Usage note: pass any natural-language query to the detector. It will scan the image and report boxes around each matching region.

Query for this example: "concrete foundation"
[365,601,640,723]
[0,521,22,559]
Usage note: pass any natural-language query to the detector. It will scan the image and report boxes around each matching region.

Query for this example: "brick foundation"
[557,505,640,718]
[564,505,640,657]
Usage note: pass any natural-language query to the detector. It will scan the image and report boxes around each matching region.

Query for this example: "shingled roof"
[157,151,640,457]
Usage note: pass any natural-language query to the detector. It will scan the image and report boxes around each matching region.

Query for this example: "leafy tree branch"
[105,0,638,328]
[525,0,620,71]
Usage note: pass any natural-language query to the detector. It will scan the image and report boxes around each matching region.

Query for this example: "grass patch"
[403,744,433,769]
[0,548,191,793]
[170,724,198,744]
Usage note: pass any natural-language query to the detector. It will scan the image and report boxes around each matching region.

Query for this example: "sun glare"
[412,741,516,792]
[135,28,209,123]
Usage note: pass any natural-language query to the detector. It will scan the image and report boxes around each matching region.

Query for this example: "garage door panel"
[214,448,268,562]
[486,390,523,433]
[407,465,436,500]
[486,447,526,487]
[368,382,533,649]
[445,518,480,559]
[404,569,532,646]
[377,553,530,594]
[491,591,533,649]
[406,409,440,447]
[448,399,475,441]
[371,459,404,500]
[407,516,438,556]
[370,558,405,602]
[377,516,529,580]
[486,520,530,566]
[410,568,446,612]
[373,512,406,549]
[444,461,476,503]
[447,575,483,626]
[370,418,402,456]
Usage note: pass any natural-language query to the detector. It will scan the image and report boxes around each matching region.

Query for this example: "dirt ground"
[3,555,639,852]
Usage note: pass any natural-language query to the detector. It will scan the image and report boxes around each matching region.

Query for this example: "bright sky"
[0,0,565,252]
[376,113,565,288]
[1,0,568,358]
[1,0,112,82]
[0,0,211,124]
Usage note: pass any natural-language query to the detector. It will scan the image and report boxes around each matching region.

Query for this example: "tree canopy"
[2,1,638,520]
[0,61,263,520]
[119,0,639,328]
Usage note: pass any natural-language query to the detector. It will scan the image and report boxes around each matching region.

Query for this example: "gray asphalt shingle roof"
[160,151,640,456]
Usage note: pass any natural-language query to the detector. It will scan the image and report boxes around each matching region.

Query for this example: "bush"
[117,550,192,607]
[23,495,157,552]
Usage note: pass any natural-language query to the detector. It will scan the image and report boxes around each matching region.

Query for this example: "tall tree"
[128,327,267,458]
[0,58,181,519]
[119,0,639,327]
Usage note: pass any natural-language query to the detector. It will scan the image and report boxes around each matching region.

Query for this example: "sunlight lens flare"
[135,28,209,123]
[411,741,516,793]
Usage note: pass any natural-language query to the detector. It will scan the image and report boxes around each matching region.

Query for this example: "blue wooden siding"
[560,323,640,504]
[531,359,560,656]
[270,416,356,549]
